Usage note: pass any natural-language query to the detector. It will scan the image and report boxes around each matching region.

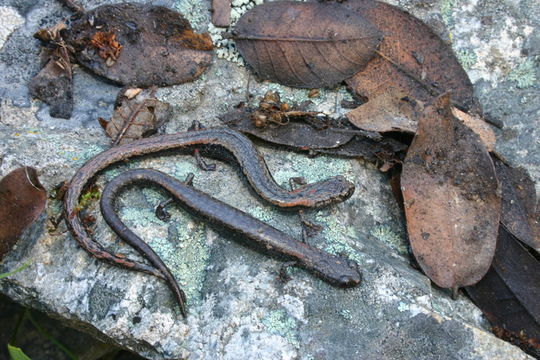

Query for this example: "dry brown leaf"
[346,92,495,151]
[234,1,382,88]
[0,167,47,260]
[343,0,478,112]
[99,87,172,146]
[452,107,496,152]
[401,95,500,290]
[345,90,418,133]
[29,23,73,119]
[65,3,213,87]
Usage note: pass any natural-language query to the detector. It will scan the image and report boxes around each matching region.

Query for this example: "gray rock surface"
[0,0,538,359]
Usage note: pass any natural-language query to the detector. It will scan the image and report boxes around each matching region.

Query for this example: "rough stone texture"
[0,0,537,359]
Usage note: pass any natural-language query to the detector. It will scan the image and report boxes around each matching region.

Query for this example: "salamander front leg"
[289,177,323,238]
[155,173,195,222]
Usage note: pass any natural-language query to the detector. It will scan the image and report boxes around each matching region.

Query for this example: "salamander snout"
[338,272,362,287]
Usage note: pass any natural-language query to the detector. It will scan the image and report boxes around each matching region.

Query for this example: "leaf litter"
[0,167,47,261]
[234,1,382,88]
[400,95,501,291]
[465,226,540,358]
[30,2,214,119]
[99,87,173,146]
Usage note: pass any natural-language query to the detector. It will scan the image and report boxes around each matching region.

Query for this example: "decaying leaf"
[466,226,540,357]
[65,3,213,87]
[222,106,355,149]
[99,87,172,146]
[221,105,407,165]
[345,89,418,133]
[346,91,496,151]
[343,0,478,112]
[401,95,501,290]
[234,1,382,88]
[29,23,73,119]
[451,107,496,152]
[0,167,47,261]
[493,157,539,251]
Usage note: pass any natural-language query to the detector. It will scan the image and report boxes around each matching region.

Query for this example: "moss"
[261,310,299,347]
[507,58,538,88]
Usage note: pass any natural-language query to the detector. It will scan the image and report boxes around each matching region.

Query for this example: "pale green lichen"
[371,225,408,256]
[261,310,299,347]
[440,0,458,26]
[175,0,209,30]
[340,309,353,320]
[118,193,210,308]
[397,301,409,312]
[59,144,105,165]
[455,48,477,70]
[507,58,538,88]
[273,152,353,185]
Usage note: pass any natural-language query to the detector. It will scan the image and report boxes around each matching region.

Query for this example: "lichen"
[261,309,299,347]
[456,48,478,70]
[175,0,209,31]
[340,309,353,320]
[507,58,538,88]
[58,144,105,165]
[371,225,408,256]
[118,192,210,308]
[440,0,458,26]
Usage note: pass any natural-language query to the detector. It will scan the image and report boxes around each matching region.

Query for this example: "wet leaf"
[400,95,500,290]
[222,106,355,149]
[0,167,47,261]
[29,23,73,119]
[99,87,172,146]
[465,226,540,357]
[343,0,478,112]
[65,3,213,87]
[493,157,539,251]
[221,106,406,165]
[234,1,382,88]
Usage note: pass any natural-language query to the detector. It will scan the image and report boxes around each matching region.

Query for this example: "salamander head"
[312,257,362,288]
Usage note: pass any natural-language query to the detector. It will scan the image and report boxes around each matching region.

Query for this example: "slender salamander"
[101,168,361,317]
[64,128,355,281]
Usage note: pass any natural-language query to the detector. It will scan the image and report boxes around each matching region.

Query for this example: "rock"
[0,0,538,359]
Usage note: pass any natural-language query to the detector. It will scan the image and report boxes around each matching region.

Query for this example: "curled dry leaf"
[234,1,382,88]
[343,0,478,112]
[465,226,540,357]
[65,3,213,87]
[400,95,501,290]
[0,167,47,261]
[493,157,539,251]
[99,87,173,146]
[29,23,73,119]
